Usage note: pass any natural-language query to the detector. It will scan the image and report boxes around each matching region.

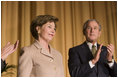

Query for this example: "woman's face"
[39,22,56,42]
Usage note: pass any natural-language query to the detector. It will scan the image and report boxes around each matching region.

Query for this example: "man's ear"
[36,26,41,34]
[98,31,101,37]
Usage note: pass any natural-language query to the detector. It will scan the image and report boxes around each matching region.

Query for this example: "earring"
[38,31,40,34]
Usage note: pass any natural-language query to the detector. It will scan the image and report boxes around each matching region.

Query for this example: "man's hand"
[107,44,114,62]
[92,44,103,64]
[1,40,19,61]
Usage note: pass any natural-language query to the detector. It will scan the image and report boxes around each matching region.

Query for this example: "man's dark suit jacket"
[68,42,117,77]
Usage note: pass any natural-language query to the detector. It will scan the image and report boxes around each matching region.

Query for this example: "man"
[68,19,117,77]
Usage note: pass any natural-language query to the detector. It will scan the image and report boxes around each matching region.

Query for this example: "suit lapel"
[33,40,54,59]
[80,42,94,62]
[40,48,54,59]
[97,44,106,63]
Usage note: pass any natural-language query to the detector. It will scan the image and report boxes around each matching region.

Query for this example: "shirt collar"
[33,40,54,58]
[86,41,97,51]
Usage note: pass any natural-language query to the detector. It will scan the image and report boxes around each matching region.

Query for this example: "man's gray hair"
[83,19,101,35]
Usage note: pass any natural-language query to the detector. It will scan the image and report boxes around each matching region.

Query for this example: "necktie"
[92,45,96,57]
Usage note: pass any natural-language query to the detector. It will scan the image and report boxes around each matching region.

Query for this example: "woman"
[18,15,64,77]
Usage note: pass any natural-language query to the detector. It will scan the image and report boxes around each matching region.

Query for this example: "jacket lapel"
[97,43,106,63]
[40,47,54,59]
[80,42,94,62]
[33,40,54,59]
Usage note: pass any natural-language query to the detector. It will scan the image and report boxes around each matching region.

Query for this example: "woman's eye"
[48,26,51,28]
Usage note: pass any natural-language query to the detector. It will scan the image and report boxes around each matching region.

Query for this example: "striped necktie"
[92,45,97,57]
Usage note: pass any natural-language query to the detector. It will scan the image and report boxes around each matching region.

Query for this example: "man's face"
[85,21,101,43]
